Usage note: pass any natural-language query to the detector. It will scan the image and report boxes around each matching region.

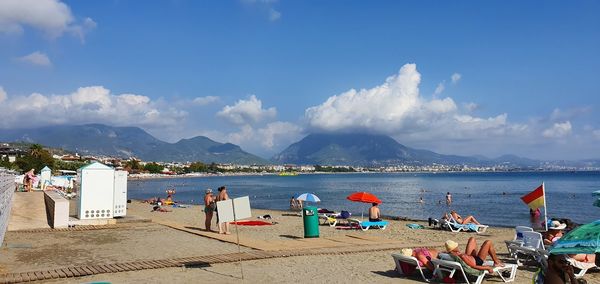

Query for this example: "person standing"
[216,186,231,235]
[23,169,35,192]
[203,188,215,231]
[446,192,452,206]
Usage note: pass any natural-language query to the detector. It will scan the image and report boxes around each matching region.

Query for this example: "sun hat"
[445,240,459,252]
[401,248,413,257]
[549,220,567,230]
[205,188,212,194]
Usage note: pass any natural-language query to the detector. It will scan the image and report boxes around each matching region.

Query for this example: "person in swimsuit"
[401,248,440,271]
[203,188,215,231]
[544,220,566,246]
[444,210,482,225]
[369,203,382,222]
[216,186,231,235]
[445,237,504,274]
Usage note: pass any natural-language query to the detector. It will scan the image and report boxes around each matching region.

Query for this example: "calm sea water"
[128,172,600,227]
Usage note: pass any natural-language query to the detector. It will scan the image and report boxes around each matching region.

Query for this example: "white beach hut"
[76,162,115,220]
[40,166,51,189]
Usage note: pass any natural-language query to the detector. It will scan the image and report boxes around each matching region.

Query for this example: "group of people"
[289,196,303,210]
[203,186,230,234]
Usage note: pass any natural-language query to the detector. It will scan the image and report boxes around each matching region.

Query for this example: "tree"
[15,144,54,173]
[143,162,164,174]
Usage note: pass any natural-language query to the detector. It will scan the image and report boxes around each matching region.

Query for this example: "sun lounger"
[567,257,598,278]
[348,218,388,231]
[321,211,352,227]
[441,217,488,234]
[504,226,534,259]
[508,231,546,266]
[391,253,433,282]
[432,254,517,284]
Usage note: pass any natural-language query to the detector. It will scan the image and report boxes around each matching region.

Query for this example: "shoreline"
[128,170,600,180]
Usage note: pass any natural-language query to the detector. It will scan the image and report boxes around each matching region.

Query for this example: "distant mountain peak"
[0,124,267,164]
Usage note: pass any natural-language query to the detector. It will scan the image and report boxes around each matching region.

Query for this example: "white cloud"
[269,8,281,21]
[434,82,445,95]
[193,96,219,106]
[305,64,525,143]
[0,86,186,129]
[217,95,276,125]
[451,73,462,84]
[0,86,6,103]
[227,121,303,153]
[16,51,52,66]
[0,0,95,41]
[550,107,591,121]
[463,102,478,112]
[543,121,572,138]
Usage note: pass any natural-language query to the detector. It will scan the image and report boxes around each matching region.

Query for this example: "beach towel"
[406,224,425,229]
[229,220,273,226]
[466,224,479,232]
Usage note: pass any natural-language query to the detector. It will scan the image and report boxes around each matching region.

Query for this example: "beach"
[2,201,597,283]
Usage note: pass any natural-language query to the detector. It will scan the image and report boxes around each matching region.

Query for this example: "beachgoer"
[297,198,303,209]
[290,196,299,210]
[444,210,482,225]
[544,221,566,246]
[216,186,230,235]
[369,203,382,222]
[204,188,216,231]
[446,192,452,206]
[445,238,504,274]
[24,169,35,192]
[530,208,541,217]
[544,254,578,284]
[401,248,439,271]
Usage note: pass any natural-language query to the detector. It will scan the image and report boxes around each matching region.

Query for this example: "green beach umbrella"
[550,220,600,255]
[595,199,600,208]
[593,190,600,197]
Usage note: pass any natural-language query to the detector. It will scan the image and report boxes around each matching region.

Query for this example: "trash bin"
[303,206,319,238]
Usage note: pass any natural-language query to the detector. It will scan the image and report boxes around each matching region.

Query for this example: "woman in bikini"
[203,188,216,231]
[401,248,440,271]
[448,210,482,225]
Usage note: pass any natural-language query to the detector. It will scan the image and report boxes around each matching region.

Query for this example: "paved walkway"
[7,192,49,231]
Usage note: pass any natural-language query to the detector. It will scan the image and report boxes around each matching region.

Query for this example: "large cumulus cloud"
[0,86,186,129]
[305,63,526,142]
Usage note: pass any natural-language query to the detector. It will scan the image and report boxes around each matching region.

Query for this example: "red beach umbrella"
[346,191,382,204]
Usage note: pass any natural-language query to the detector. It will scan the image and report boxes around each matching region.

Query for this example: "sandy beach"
[1,201,598,283]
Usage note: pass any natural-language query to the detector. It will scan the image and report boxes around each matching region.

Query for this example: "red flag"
[521,184,545,210]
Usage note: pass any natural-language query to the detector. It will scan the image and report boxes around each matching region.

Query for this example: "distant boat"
[278,172,298,176]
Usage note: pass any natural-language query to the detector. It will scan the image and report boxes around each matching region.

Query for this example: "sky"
[0,0,599,160]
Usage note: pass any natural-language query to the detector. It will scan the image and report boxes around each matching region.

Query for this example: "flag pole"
[542,182,548,232]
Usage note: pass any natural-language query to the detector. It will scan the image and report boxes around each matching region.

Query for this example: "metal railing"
[0,169,15,245]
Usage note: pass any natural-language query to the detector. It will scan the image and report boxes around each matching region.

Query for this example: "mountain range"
[2,124,593,168]
[271,133,540,167]
[0,124,267,164]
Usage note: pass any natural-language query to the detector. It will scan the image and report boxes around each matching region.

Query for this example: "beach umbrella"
[346,191,382,219]
[595,199,600,208]
[296,193,321,203]
[346,191,382,204]
[550,219,600,255]
[593,190,600,197]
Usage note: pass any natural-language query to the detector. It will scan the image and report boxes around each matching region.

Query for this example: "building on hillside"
[0,146,25,162]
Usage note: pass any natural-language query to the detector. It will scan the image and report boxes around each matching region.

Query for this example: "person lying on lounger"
[445,237,504,274]
[545,253,578,284]
[443,210,482,225]
[401,248,439,271]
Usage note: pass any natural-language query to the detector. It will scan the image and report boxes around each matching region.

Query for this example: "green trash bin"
[302,206,319,238]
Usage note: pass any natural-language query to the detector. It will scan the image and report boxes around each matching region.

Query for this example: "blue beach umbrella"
[296,193,321,203]
[550,219,600,255]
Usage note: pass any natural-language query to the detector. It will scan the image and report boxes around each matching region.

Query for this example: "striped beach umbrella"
[296,193,321,203]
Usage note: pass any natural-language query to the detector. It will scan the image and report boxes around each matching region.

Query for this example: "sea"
[127,171,600,228]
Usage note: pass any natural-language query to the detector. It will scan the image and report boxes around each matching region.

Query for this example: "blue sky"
[0,0,599,160]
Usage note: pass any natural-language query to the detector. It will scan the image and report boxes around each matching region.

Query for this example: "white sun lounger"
[391,253,433,282]
[442,217,489,234]
[508,231,545,266]
[431,257,518,284]
[504,226,534,259]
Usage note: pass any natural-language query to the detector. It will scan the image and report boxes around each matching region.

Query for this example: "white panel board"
[233,196,251,220]
[216,199,234,223]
